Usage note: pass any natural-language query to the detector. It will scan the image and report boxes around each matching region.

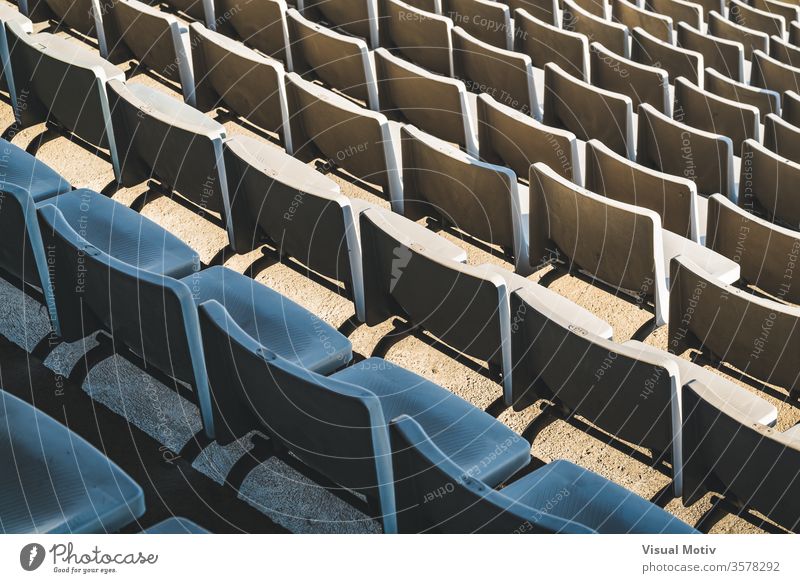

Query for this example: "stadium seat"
[141,518,209,533]
[791,20,800,46]
[568,0,608,17]
[401,124,529,271]
[162,0,215,29]
[707,193,800,304]
[515,8,589,81]
[5,21,125,177]
[673,76,760,151]
[751,49,800,98]
[0,389,145,533]
[669,255,800,398]
[543,62,635,159]
[729,0,785,39]
[705,66,780,119]
[198,299,530,533]
[443,0,512,49]
[215,0,291,64]
[286,8,378,109]
[590,41,670,114]
[585,138,705,242]
[452,25,541,118]
[529,162,739,326]
[739,138,800,229]
[375,48,478,155]
[476,92,581,184]
[105,0,195,104]
[763,112,800,163]
[647,0,702,31]
[0,3,31,121]
[285,73,403,212]
[18,0,108,55]
[637,102,736,199]
[300,0,379,48]
[563,0,629,58]
[708,10,768,61]
[631,26,704,87]
[769,34,800,69]
[677,21,745,83]
[508,0,558,23]
[613,0,672,43]
[189,23,291,151]
[784,89,800,124]
[753,0,800,25]
[682,380,800,532]
[389,415,699,533]
[380,0,453,76]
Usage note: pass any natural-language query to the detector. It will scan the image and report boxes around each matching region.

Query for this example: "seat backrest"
[706,193,800,304]
[585,138,699,240]
[302,0,379,47]
[285,72,402,212]
[163,0,211,25]
[673,75,760,151]
[729,0,785,39]
[286,8,377,108]
[646,0,702,31]
[769,34,800,70]
[107,80,228,215]
[401,124,524,264]
[529,162,666,305]
[677,21,744,83]
[476,92,580,183]
[506,0,559,24]
[374,48,476,155]
[443,0,512,49]
[41,0,100,37]
[380,0,453,76]
[751,49,800,97]
[563,0,629,58]
[612,0,672,42]
[514,8,589,81]
[215,0,290,63]
[631,25,703,86]
[637,102,734,198]
[590,41,670,114]
[510,287,680,460]
[753,0,800,25]
[705,66,779,120]
[764,112,800,164]
[784,89,800,125]
[792,19,800,47]
[189,23,290,149]
[739,138,800,229]
[681,380,800,531]
[707,10,768,60]
[543,62,634,158]
[198,298,396,529]
[669,255,800,394]
[452,25,539,117]
[389,415,590,533]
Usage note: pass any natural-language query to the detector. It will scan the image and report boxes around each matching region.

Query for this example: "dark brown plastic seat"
[563,0,629,58]
[285,73,404,212]
[543,62,635,159]
[677,21,745,82]
[443,0,512,49]
[784,89,800,125]
[637,102,735,199]
[673,76,760,151]
[631,26,703,86]
[751,49,800,98]
[707,193,800,304]
[708,9,768,60]
[770,34,800,70]
[763,112,800,164]
[300,0,379,47]
[613,0,672,42]
[380,0,453,76]
[792,19,800,46]
[753,0,800,25]
[477,92,581,184]
[514,8,589,81]
[214,0,290,64]
[507,0,558,23]
[670,254,800,398]
[452,25,541,117]
[375,48,477,155]
[646,0,702,30]
[286,7,378,109]
[590,41,670,114]
[738,138,800,229]
[729,0,786,39]
[682,380,800,532]
[705,66,779,120]
[189,23,291,151]
[585,138,705,242]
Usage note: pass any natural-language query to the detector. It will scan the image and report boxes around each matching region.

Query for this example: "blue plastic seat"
[141,517,209,533]
[0,389,145,533]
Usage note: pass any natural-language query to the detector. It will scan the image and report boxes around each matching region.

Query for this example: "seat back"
[401,124,525,266]
[515,8,589,81]
[389,415,590,533]
[739,138,800,229]
[677,21,744,83]
[729,0,785,38]
[646,0,702,30]
[190,23,290,149]
[764,112,800,164]
[563,0,629,58]
[543,62,634,158]
[476,92,580,183]
[585,138,699,240]
[784,90,800,126]
[751,49,800,97]
[380,0,453,76]
[707,10,768,60]
[669,255,800,394]
[707,193,800,304]
[673,76,760,151]
[452,25,539,117]
[637,102,734,199]
[375,48,477,155]
[285,73,402,212]
[612,0,672,42]
[40,0,102,38]
[507,0,559,23]
[705,66,779,120]
[286,8,377,108]
[769,35,800,70]
[443,0,512,49]
[631,25,703,86]
[302,0,379,47]
[753,0,799,24]
[682,380,800,531]
[215,0,290,63]
[590,41,670,114]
